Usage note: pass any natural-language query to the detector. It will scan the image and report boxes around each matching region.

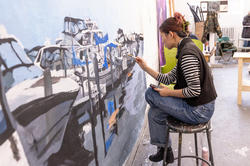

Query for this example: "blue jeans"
[145,88,215,148]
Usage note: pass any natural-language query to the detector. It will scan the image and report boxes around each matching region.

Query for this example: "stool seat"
[166,116,210,133]
[163,116,214,166]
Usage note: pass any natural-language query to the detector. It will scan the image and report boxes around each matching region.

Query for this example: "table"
[233,52,250,105]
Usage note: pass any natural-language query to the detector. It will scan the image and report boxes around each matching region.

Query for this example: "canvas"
[0,1,147,166]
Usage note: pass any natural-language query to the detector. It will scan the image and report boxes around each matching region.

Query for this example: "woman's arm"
[155,54,201,98]
[181,54,201,97]
[135,57,159,79]
[135,56,177,84]
[156,66,177,85]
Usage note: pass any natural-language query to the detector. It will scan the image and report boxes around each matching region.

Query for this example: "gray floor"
[129,62,250,166]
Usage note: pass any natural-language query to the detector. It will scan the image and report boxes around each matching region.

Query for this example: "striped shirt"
[156,54,201,98]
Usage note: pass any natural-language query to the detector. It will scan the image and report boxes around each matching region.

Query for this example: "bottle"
[202,147,209,166]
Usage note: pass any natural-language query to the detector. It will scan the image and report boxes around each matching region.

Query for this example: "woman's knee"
[148,108,166,124]
[145,87,155,103]
[148,108,156,122]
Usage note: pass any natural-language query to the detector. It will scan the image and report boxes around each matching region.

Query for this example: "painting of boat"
[0,33,80,165]
[0,6,146,165]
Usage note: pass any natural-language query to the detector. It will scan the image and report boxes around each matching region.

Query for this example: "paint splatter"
[234,147,249,157]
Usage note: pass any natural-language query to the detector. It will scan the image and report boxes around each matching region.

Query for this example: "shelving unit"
[237,26,250,51]
[237,37,250,51]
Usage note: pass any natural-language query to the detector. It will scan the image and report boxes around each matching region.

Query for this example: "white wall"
[142,1,159,85]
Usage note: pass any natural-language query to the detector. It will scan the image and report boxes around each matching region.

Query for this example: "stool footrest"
[173,155,212,166]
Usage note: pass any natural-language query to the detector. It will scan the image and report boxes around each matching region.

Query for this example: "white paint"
[234,146,249,157]
[82,122,92,134]
[0,24,7,36]
[188,145,193,153]
[0,132,29,166]
[44,38,51,46]
[0,24,25,49]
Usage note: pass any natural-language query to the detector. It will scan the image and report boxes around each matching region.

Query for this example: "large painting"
[0,1,146,166]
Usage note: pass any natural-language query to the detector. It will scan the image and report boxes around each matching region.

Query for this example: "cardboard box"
[195,22,204,41]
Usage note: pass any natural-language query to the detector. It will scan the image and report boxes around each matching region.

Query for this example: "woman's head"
[160,12,189,49]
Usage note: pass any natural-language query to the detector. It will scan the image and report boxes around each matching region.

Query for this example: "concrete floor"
[127,62,250,166]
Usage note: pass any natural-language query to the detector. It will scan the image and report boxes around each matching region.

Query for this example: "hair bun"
[174,12,184,24]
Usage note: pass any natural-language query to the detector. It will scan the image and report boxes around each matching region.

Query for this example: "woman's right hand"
[135,57,148,71]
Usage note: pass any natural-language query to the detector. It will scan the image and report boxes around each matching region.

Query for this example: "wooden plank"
[237,47,250,50]
[242,86,250,91]
[243,59,250,63]
[242,80,250,91]
[169,0,172,17]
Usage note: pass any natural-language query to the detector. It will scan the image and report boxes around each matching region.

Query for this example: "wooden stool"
[163,116,214,166]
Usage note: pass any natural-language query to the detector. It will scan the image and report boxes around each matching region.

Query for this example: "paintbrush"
[127,54,136,59]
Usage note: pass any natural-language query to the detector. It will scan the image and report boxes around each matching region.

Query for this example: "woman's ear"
[168,31,174,38]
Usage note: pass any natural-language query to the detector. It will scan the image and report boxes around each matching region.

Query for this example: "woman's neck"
[175,36,183,47]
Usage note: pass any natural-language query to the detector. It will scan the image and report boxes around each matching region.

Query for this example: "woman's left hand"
[154,85,172,97]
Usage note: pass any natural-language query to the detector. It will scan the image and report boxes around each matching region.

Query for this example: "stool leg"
[194,133,199,166]
[206,129,214,166]
[178,133,182,166]
[163,128,170,166]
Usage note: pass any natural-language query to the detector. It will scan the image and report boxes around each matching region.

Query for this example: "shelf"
[237,47,250,50]
[242,80,250,91]
[239,38,250,41]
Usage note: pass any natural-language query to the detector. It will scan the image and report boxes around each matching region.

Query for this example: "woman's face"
[161,31,175,49]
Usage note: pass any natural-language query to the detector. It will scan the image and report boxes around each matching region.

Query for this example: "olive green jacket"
[202,11,222,43]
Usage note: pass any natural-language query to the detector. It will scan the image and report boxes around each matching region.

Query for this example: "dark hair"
[159,12,189,38]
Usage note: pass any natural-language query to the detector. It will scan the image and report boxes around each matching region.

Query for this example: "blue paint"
[77,113,90,125]
[106,123,109,130]
[103,50,109,69]
[103,43,117,69]
[72,46,91,66]
[107,101,114,116]
[105,133,114,152]
[94,33,109,45]
[0,110,7,134]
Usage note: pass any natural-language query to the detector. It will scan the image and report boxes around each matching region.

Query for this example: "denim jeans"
[145,87,215,148]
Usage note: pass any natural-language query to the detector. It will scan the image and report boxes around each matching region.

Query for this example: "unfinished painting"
[0,1,146,166]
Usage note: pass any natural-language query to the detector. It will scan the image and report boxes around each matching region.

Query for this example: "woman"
[135,12,217,163]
